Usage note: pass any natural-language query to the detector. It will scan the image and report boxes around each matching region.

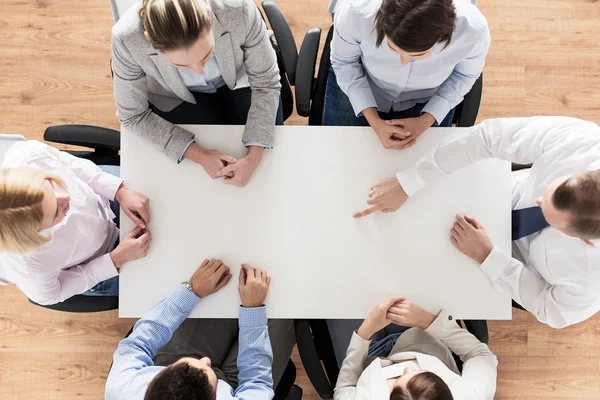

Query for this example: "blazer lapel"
[148,52,196,104]
[211,15,237,89]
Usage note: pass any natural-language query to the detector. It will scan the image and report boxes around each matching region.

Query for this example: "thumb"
[385,119,399,125]
[124,208,145,228]
[239,267,246,288]
[127,226,144,239]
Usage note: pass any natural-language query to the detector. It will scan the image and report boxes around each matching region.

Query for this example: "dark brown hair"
[390,371,454,400]
[140,0,212,51]
[145,362,216,400]
[552,171,600,239]
[374,0,456,52]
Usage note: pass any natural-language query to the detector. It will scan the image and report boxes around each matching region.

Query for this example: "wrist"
[184,143,205,164]
[109,250,123,269]
[420,313,436,329]
[477,245,494,264]
[114,184,126,202]
[420,112,436,126]
[246,146,264,163]
[362,108,381,127]
[357,324,375,340]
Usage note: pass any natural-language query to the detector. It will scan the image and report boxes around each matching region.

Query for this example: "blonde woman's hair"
[0,168,67,254]
[140,0,212,51]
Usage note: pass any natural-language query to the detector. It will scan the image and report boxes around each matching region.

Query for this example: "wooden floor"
[1,0,599,398]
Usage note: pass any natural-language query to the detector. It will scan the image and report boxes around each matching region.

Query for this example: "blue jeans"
[81,164,121,297]
[322,67,455,127]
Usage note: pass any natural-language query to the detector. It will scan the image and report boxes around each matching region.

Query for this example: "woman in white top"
[334,297,497,399]
[324,0,490,150]
[0,140,151,305]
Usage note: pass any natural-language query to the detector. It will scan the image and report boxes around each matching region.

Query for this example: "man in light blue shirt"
[324,0,490,150]
[105,259,294,400]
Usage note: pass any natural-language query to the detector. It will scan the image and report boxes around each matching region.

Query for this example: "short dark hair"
[390,371,454,400]
[374,0,456,52]
[144,362,216,400]
[552,171,600,239]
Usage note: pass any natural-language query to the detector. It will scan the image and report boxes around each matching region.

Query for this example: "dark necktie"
[512,206,549,240]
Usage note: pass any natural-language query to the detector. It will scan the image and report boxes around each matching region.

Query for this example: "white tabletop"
[119,125,512,320]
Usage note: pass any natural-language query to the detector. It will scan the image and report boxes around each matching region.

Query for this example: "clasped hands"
[357,297,437,340]
[186,143,264,187]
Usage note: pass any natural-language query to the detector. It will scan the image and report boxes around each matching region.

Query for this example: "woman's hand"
[385,113,436,140]
[216,146,264,187]
[386,299,436,329]
[357,297,405,340]
[363,108,415,150]
[184,143,238,179]
[110,226,152,268]
[115,184,150,228]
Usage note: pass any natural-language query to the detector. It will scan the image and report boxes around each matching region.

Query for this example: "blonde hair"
[140,0,212,51]
[0,168,67,254]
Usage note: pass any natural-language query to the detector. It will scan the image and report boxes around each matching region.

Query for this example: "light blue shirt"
[331,0,490,124]
[177,56,226,94]
[105,284,274,400]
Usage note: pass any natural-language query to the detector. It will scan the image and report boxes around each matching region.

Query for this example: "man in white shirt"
[353,117,600,329]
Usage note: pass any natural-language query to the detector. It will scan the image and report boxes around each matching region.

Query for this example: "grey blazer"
[111,0,281,162]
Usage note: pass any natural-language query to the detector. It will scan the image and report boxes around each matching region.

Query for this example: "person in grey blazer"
[111,0,282,187]
[333,297,497,399]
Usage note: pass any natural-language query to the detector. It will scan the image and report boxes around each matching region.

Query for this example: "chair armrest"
[261,1,298,85]
[454,74,483,128]
[296,28,321,117]
[308,26,333,126]
[44,125,121,152]
[295,320,336,399]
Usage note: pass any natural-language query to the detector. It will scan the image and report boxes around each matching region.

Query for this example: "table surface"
[119,125,512,320]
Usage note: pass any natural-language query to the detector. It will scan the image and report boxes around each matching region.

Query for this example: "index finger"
[464,214,481,229]
[389,125,412,138]
[220,154,238,164]
[353,204,383,218]
[456,214,470,230]
[137,203,151,226]
[127,225,144,239]
[124,208,144,228]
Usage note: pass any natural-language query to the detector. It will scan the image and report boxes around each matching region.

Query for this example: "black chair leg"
[274,360,297,400]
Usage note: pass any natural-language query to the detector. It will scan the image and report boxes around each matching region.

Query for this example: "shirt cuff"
[421,95,454,126]
[396,167,426,197]
[347,87,378,117]
[244,141,272,149]
[92,173,124,201]
[168,284,202,314]
[424,309,455,337]
[91,253,120,282]
[480,245,513,285]
[239,305,268,328]
[178,138,196,163]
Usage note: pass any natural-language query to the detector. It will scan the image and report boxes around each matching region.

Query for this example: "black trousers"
[153,86,284,125]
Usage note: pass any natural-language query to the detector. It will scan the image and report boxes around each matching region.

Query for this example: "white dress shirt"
[331,0,490,124]
[396,117,600,328]
[176,56,226,94]
[0,141,123,305]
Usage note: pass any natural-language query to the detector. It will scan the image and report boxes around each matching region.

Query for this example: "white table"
[119,125,512,320]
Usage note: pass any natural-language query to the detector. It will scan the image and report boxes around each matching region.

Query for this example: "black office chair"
[261,1,484,128]
[295,318,488,399]
[26,124,121,313]
[108,326,303,400]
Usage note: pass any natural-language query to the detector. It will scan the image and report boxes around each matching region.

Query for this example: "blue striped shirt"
[105,285,274,400]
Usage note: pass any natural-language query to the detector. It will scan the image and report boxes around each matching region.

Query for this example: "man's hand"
[190,258,233,298]
[386,299,436,329]
[115,184,150,228]
[363,108,414,150]
[216,146,263,187]
[110,226,151,268]
[450,214,494,264]
[238,264,270,307]
[357,297,404,340]
[353,178,409,218]
[184,143,238,179]
[385,113,435,140]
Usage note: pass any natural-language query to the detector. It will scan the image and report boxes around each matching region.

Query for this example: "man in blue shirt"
[105,259,294,399]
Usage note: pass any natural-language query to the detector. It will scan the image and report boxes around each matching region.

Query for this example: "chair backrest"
[109,0,139,22]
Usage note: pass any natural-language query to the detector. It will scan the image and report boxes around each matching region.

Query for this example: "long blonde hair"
[0,168,67,254]
[140,0,212,51]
